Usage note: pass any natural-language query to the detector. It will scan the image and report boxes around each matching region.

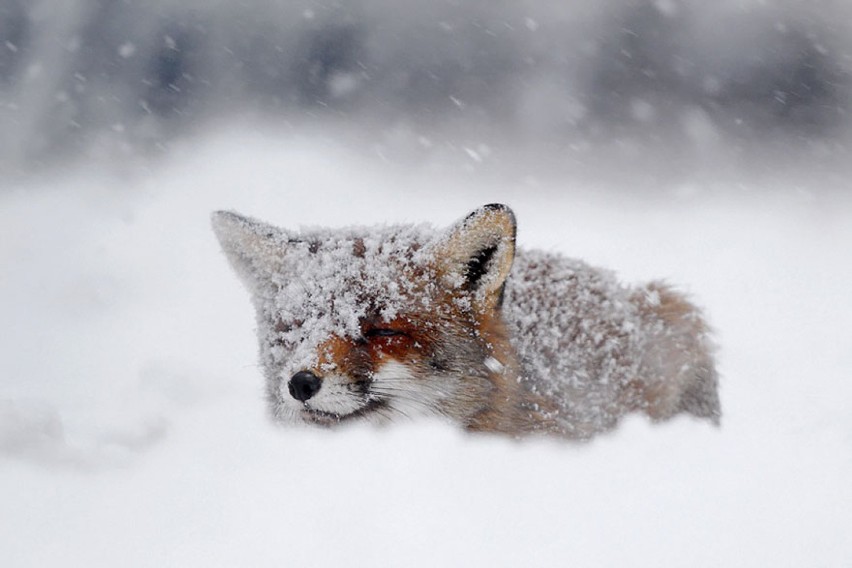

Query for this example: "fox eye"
[364,328,406,338]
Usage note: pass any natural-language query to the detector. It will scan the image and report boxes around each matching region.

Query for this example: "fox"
[211,204,719,440]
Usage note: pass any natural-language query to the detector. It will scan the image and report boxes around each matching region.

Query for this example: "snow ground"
[2,130,851,567]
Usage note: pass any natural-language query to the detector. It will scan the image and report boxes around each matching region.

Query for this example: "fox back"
[212,204,719,439]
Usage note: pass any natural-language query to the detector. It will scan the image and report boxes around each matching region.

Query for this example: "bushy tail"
[631,282,721,424]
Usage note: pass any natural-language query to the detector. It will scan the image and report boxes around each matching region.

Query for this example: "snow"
[212,209,455,424]
[2,129,852,566]
[213,211,438,351]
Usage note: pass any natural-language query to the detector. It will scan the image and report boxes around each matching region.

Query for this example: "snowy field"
[2,129,851,566]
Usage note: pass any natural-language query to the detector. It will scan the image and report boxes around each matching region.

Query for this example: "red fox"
[212,204,719,439]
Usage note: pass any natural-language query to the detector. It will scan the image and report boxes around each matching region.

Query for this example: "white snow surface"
[2,129,852,566]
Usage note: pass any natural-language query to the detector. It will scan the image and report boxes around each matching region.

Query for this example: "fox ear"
[434,204,516,311]
[211,210,289,294]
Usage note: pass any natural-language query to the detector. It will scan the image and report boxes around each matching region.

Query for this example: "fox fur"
[212,204,719,440]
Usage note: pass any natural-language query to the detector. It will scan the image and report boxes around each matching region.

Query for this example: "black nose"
[288,370,321,402]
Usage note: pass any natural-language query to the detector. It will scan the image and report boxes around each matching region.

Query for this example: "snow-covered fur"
[212,204,719,439]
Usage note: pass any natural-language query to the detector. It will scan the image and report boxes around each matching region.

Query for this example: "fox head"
[212,204,524,430]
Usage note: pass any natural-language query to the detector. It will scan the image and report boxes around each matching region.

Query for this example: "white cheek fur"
[369,359,456,420]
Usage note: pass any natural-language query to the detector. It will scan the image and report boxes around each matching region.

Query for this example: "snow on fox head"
[211,205,518,428]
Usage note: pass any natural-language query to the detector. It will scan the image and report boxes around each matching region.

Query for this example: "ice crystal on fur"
[503,250,718,437]
[212,205,720,439]
[213,212,440,371]
[504,251,644,437]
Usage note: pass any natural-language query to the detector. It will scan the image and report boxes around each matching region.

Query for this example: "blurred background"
[3,2,851,566]
[2,0,851,185]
